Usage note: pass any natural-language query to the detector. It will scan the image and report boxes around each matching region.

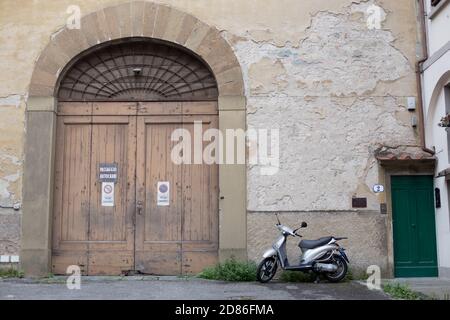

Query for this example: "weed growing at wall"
[197,258,257,282]
[0,268,24,279]
[279,271,315,283]
[383,283,421,300]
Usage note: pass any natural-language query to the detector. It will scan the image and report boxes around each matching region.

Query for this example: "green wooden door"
[391,176,438,277]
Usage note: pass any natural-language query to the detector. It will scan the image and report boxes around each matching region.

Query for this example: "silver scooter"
[257,214,349,283]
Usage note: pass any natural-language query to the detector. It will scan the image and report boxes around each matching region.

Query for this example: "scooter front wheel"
[257,257,278,283]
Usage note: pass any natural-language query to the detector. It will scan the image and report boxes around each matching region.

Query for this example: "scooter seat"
[299,237,333,249]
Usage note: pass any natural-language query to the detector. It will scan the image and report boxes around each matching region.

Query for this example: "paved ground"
[0,276,390,300]
[384,278,450,300]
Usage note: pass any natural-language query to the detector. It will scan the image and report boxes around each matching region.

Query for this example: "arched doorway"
[22,2,247,276]
[52,38,219,275]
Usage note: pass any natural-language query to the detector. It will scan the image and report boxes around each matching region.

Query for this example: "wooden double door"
[52,102,219,275]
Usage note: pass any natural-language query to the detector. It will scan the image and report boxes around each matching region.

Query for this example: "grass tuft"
[0,268,24,279]
[383,282,421,300]
[197,257,257,282]
[344,268,369,282]
[279,271,315,283]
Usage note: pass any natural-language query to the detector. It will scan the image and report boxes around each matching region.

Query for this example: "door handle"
[137,201,143,215]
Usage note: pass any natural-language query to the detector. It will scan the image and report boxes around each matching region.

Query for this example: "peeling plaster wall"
[0,0,420,273]
[235,2,417,214]
[231,0,419,274]
[0,96,24,256]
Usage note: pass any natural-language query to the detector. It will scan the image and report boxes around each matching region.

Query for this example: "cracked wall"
[229,0,419,273]
[0,0,419,273]
[234,1,418,215]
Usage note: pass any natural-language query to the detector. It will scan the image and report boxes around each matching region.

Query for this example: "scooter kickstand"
[314,274,321,284]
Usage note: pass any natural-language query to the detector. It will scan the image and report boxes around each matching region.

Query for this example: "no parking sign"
[101,182,115,207]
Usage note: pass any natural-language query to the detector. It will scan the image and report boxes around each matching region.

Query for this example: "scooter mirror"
[301,222,308,228]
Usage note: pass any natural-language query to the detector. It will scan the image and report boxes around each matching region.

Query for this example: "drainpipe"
[416,0,435,155]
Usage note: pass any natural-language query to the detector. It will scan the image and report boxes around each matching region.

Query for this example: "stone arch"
[22,1,246,275]
[425,70,450,146]
[29,1,243,98]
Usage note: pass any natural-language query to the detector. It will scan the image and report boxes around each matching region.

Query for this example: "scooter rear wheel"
[324,254,348,283]
[257,257,278,283]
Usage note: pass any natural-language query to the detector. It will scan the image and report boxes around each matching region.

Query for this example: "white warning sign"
[101,182,115,207]
[157,181,170,206]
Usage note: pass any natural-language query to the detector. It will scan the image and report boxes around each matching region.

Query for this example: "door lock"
[137,201,143,215]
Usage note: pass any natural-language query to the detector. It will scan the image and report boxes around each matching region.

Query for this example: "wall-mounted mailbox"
[407,97,416,111]
[435,188,441,208]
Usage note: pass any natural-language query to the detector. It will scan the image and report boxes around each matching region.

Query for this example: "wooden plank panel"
[138,102,182,115]
[52,251,88,275]
[89,121,128,241]
[88,251,134,275]
[181,115,219,274]
[58,102,92,116]
[93,102,138,115]
[87,116,136,274]
[182,101,218,115]
[60,123,91,241]
[182,116,218,242]
[143,123,182,242]
[52,117,66,252]
[52,104,137,275]
[182,251,218,275]
[134,243,181,275]
[135,117,182,274]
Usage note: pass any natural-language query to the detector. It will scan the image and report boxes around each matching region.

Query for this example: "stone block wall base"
[219,249,248,262]
[439,267,450,279]
[247,211,390,278]
[20,249,51,277]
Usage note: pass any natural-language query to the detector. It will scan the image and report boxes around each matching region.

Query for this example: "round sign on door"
[157,181,170,206]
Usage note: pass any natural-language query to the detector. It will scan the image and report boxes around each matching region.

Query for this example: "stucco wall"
[241,0,419,275]
[422,0,450,277]
[426,0,450,55]
[0,0,420,274]
[0,96,23,256]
